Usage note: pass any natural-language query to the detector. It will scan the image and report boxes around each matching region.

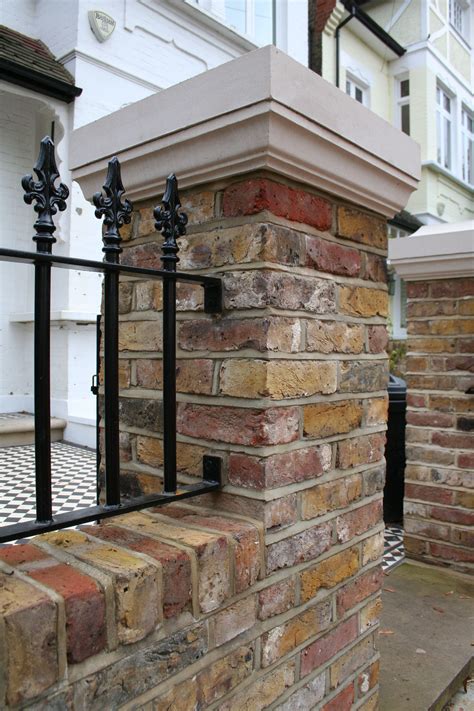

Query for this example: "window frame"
[449,0,471,42]
[188,0,275,45]
[461,106,474,186]
[345,75,369,107]
[396,76,410,136]
[436,84,454,172]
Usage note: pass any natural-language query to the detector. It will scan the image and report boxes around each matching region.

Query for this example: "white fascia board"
[389,220,474,280]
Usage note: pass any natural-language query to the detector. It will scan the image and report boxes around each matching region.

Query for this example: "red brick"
[177,403,299,446]
[29,564,106,663]
[432,432,474,449]
[214,596,257,647]
[364,253,387,282]
[121,242,161,269]
[228,446,331,490]
[300,616,358,676]
[431,279,474,298]
[322,683,355,711]
[178,316,301,353]
[330,635,376,689]
[407,394,427,408]
[223,178,333,231]
[337,434,385,470]
[305,235,361,276]
[336,500,383,544]
[429,504,473,526]
[0,544,49,566]
[406,411,454,428]
[336,568,383,616]
[407,282,429,298]
[368,325,389,353]
[258,578,296,620]
[170,515,261,593]
[404,483,454,506]
[429,541,474,563]
[83,524,192,618]
[458,452,474,469]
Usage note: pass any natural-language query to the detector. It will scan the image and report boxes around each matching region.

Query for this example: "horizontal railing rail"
[0,136,222,544]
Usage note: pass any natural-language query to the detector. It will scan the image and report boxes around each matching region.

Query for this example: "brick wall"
[404,277,474,574]
[0,175,388,709]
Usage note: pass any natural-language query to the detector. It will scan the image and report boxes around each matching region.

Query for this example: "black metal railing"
[0,136,222,544]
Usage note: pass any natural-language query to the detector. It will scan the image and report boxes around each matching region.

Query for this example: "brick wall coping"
[70,45,420,216]
[389,220,474,280]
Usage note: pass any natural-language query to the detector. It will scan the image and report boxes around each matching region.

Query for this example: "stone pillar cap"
[389,220,474,280]
[71,45,420,216]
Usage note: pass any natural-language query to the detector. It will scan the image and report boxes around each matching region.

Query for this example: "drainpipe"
[335,5,356,88]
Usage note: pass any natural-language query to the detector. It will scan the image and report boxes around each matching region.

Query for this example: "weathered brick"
[330,635,376,688]
[306,320,364,354]
[432,431,474,449]
[83,523,192,618]
[337,434,385,469]
[266,522,332,573]
[300,548,360,602]
[136,435,163,467]
[407,300,456,317]
[223,270,336,313]
[180,189,215,223]
[408,337,456,354]
[0,572,59,706]
[336,500,383,544]
[136,358,214,394]
[365,397,388,426]
[337,207,386,249]
[336,568,383,616]
[406,444,455,466]
[429,541,474,563]
[359,597,382,632]
[300,616,358,677]
[322,683,355,711]
[305,235,361,276]
[198,645,255,705]
[219,359,337,399]
[407,282,429,298]
[151,678,198,711]
[223,178,333,231]
[119,320,162,351]
[339,286,388,317]
[431,279,474,298]
[302,475,362,519]
[406,411,454,428]
[177,403,299,446]
[405,484,454,506]
[364,252,387,282]
[215,596,257,646]
[363,466,385,496]
[29,563,106,664]
[178,316,302,352]
[458,452,474,469]
[0,543,49,566]
[122,242,162,269]
[218,662,295,711]
[258,578,296,620]
[339,360,388,393]
[72,623,208,710]
[171,514,261,593]
[362,531,384,565]
[134,281,163,311]
[265,495,299,530]
[261,599,332,667]
[274,672,325,710]
[358,660,380,697]
[404,518,450,541]
[119,282,133,313]
[229,445,331,490]
[368,325,389,353]
[459,298,474,315]
[120,398,162,432]
[304,400,363,438]
[117,512,231,613]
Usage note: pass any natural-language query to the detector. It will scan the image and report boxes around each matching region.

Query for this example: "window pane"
[444,117,451,168]
[437,87,441,104]
[469,138,473,184]
[444,94,451,113]
[436,111,442,164]
[254,0,272,45]
[346,80,351,95]
[224,0,246,34]
[401,103,410,135]
[400,279,407,329]
[400,79,409,97]
[355,87,363,103]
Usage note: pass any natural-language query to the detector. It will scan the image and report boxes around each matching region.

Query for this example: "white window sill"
[423,161,474,192]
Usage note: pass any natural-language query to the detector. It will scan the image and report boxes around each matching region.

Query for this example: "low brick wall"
[404,277,474,574]
[0,176,388,709]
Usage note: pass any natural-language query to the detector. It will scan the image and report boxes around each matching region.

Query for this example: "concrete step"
[0,413,67,447]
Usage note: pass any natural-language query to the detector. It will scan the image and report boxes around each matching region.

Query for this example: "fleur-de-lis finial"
[22,136,69,253]
[154,174,188,272]
[93,157,133,263]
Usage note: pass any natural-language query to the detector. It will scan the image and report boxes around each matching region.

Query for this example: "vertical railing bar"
[93,157,132,507]
[154,175,188,495]
[22,136,69,523]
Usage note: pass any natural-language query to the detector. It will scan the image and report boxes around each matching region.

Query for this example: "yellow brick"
[300,548,360,602]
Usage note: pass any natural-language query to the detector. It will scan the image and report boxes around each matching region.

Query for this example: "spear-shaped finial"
[153,174,188,272]
[93,157,133,263]
[22,136,69,253]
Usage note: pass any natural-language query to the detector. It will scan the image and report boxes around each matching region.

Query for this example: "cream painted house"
[313,0,473,338]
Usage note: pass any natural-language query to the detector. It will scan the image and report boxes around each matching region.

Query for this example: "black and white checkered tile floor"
[383,524,405,571]
[0,442,97,528]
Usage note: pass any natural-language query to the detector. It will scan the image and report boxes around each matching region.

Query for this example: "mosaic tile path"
[383,524,405,571]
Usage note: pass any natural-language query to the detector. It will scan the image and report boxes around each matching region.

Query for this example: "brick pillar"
[390,224,474,575]
[72,46,420,710]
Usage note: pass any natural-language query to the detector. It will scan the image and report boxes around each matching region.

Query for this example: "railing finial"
[93,157,133,263]
[22,136,69,254]
[154,174,188,272]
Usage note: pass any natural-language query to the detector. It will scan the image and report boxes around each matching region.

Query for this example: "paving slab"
[379,560,474,711]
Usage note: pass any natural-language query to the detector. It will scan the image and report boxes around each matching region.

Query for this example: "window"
[461,108,474,185]
[345,77,368,106]
[449,0,470,40]
[192,0,273,44]
[436,86,453,170]
[397,77,410,135]
[387,225,410,339]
